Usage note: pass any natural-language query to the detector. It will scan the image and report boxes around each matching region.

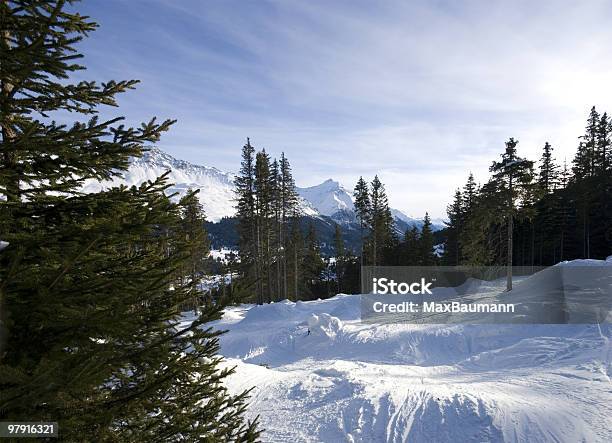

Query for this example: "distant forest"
[442,106,611,267]
[223,107,611,302]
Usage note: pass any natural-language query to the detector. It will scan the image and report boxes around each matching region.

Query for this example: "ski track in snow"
[183,260,612,442]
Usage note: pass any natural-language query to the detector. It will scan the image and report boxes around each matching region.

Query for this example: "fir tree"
[0,2,258,440]
[270,158,281,301]
[490,138,534,290]
[418,213,436,266]
[572,107,603,258]
[462,172,478,214]
[254,149,274,303]
[596,112,610,172]
[179,190,210,311]
[443,189,463,265]
[302,222,325,297]
[369,176,395,266]
[461,178,506,266]
[353,176,370,265]
[287,217,304,301]
[403,226,420,266]
[573,106,599,178]
[538,142,558,194]
[235,138,257,296]
[278,152,299,299]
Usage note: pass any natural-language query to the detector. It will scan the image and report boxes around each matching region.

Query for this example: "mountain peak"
[297,180,353,217]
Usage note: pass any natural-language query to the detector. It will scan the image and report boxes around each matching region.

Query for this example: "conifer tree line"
[234,140,325,303]
[353,176,438,267]
[443,106,612,271]
[0,1,258,440]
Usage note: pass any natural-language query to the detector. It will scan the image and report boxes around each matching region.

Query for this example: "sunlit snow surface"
[186,260,611,442]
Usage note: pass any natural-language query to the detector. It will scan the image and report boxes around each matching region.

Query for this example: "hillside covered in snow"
[185,259,612,442]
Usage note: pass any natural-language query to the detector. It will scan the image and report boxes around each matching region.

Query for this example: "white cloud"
[80,0,612,217]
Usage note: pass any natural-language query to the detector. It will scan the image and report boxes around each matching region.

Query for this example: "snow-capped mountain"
[297,179,354,216]
[297,179,445,231]
[82,148,236,222]
[82,148,443,230]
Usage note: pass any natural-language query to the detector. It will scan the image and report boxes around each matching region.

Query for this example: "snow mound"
[307,313,343,338]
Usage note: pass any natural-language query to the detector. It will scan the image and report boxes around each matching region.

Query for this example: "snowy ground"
[195,260,612,442]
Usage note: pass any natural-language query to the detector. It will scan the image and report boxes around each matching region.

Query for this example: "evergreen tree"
[559,159,571,189]
[302,222,325,297]
[403,226,420,266]
[270,158,281,301]
[254,149,274,303]
[443,189,463,265]
[353,176,370,265]
[0,1,258,439]
[573,106,599,178]
[538,142,558,194]
[235,146,299,303]
[179,190,210,310]
[333,223,345,293]
[596,112,610,172]
[490,138,534,290]
[572,107,603,258]
[278,152,299,299]
[369,176,395,266]
[235,138,257,296]
[462,172,478,214]
[287,217,303,301]
[418,213,436,265]
[446,107,612,268]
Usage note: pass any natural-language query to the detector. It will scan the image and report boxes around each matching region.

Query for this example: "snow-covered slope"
[82,148,236,222]
[297,179,354,216]
[185,259,611,442]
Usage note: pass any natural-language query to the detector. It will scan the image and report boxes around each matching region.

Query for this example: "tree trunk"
[530,222,535,271]
[256,220,262,304]
[0,22,16,355]
[506,175,513,291]
[293,247,298,301]
[277,215,281,300]
[1,25,19,203]
[507,213,513,291]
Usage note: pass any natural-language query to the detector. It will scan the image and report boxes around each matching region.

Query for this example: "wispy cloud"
[76,0,612,217]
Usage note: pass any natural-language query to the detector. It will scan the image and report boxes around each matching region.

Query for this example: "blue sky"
[76,0,612,217]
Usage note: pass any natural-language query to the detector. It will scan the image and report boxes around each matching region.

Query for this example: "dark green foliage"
[389,216,438,267]
[539,142,558,194]
[1,179,259,441]
[206,217,240,250]
[419,213,436,266]
[442,106,612,270]
[286,217,304,300]
[234,139,257,286]
[402,226,420,265]
[0,1,258,440]
[302,223,326,297]
[178,190,211,310]
[351,175,396,266]
[353,176,370,267]
[443,189,463,265]
[234,141,302,302]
